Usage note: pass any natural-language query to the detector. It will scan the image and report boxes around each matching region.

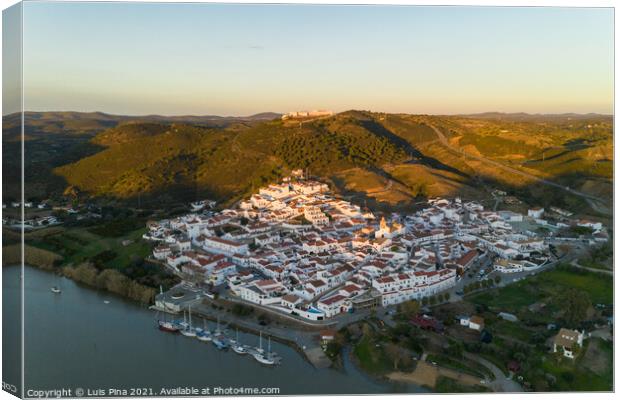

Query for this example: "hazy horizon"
[3,109,615,118]
[3,3,614,116]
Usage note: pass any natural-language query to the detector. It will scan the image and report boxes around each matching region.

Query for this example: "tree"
[561,288,591,328]
[401,300,420,318]
[494,275,501,285]
[385,343,407,370]
[446,340,464,359]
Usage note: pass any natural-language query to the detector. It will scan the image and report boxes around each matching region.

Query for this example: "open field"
[388,362,485,391]
[24,226,151,271]
[468,264,613,312]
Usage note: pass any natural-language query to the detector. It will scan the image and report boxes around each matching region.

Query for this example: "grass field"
[467,281,541,311]
[353,332,393,375]
[25,226,150,270]
[490,319,535,342]
[468,264,613,313]
[425,354,488,379]
[538,268,613,305]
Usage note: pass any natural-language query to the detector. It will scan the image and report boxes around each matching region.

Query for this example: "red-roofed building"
[317,294,350,317]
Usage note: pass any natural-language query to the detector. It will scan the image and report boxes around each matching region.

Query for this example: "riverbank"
[8,248,334,370]
[2,243,61,270]
[6,265,412,395]
[3,246,158,304]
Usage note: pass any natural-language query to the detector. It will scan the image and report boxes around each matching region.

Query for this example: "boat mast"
[160,286,166,324]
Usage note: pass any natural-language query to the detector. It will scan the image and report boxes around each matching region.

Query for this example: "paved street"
[464,352,523,392]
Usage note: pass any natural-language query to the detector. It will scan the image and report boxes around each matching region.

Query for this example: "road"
[428,124,607,206]
[463,352,523,392]
[570,259,613,276]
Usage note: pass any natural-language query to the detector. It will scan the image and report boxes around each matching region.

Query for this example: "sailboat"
[252,332,275,365]
[214,316,222,336]
[229,328,238,345]
[196,319,212,342]
[211,317,229,349]
[231,329,247,354]
[180,306,196,337]
[157,286,179,333]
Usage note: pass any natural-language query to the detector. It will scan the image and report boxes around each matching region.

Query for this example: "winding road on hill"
[427,124,608,212]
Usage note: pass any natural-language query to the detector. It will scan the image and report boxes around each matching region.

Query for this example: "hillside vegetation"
[8,110,611,213]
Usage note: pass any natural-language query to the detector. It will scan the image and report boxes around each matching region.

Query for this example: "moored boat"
[253,351,276,365]
[231,329,246,354]
[158,320,179,333]
[252,332,277,365]
[232,344,248,354]
[212,336,228,350]
[180,307,196,337]
[51,286,61,294]
[181,327,196,337]
[157,286,178,333]
[196,320,212,342]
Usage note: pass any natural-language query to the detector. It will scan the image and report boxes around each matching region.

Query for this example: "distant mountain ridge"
[3,110,281,127]
[1,111,283,139]
[456,112,612,121]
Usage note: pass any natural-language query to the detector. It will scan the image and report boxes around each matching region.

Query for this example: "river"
[3,266,425,396]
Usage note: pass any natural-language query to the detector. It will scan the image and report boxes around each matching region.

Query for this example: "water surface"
[3,266,424,396]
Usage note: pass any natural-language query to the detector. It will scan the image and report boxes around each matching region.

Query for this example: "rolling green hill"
[4,110,612,214]
[54,112,428,206]
[1,111,281,202]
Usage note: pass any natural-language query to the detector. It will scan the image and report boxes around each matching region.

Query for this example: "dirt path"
[570,259,613,276]
[388,361,483,388]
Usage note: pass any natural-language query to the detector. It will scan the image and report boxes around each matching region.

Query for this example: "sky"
[4,2,615,116]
